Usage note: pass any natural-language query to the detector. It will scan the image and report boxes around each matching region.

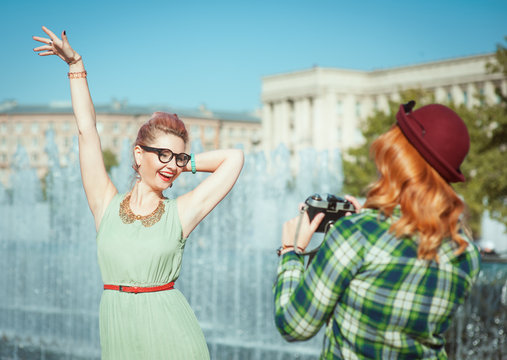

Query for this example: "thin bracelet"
[190,153,196,174]
[276,245,305,256]
[67,56,82,65]
[68,71,87,79]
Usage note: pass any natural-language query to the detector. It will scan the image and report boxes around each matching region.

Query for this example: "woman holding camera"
[273,102,480,359]
[33,26,244,359]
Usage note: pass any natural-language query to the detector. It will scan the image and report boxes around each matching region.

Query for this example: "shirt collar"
[362,205,402,222]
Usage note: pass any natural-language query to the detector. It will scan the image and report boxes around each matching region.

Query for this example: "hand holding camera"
[305,193,356,233]
[280,194,359,257]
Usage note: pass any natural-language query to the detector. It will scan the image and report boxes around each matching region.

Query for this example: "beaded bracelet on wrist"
[276,245,305,256]
[68,71,87,79]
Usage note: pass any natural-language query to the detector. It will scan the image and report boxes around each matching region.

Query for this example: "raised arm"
[33,26,117,230]
[177,149,244,238]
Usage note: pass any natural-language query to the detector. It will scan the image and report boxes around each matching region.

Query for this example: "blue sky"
[2,0,506,112]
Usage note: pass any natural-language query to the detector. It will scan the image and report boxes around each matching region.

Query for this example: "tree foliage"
[102,148,119,174]
[344,40,507,238]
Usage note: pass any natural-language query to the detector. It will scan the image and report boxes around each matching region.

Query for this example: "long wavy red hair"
[363,125,469,261]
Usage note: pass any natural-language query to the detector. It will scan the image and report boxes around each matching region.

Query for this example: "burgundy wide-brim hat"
[396,102,470,183]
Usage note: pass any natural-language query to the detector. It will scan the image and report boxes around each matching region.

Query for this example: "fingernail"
[63,30,66,35]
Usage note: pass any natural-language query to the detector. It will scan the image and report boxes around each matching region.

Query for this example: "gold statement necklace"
[119,193,165,227]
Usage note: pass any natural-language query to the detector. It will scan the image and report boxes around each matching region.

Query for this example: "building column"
[311,95,324,150]
[377,94,389,114]
[277,100,290,147]
[342,94,356,150]
[389,92,401,103]
[435,87,447,103]
[466,83,479,108]
[362,96,375,120]
[323,92,337,151]
[294,97,312,150]
[483,81,496,105]
[271,102,282,149]
[261,102,273,151]
[451,84,464,105]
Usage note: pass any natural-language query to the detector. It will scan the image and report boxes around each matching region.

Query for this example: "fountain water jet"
[0,129,505,359]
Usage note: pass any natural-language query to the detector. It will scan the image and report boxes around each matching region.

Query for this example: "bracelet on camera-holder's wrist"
[276,245,304,256]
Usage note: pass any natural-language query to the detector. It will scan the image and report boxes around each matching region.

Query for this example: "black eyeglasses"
[139,145,191,168]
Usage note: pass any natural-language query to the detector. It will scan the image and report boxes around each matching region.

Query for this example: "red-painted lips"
[158,172,174,182]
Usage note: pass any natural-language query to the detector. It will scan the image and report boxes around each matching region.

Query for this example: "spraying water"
[0,129,505,359]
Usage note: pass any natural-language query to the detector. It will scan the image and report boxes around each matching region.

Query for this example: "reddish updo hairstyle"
[133,112,189,174]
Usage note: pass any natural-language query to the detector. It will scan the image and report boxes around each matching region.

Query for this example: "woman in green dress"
[33,26,244,359]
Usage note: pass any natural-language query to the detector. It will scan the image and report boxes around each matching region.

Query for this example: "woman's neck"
[129,181,164,213]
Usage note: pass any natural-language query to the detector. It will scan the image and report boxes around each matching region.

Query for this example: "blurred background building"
[0,102,261,185]
[261,53,505,154]
[1,53,505,186]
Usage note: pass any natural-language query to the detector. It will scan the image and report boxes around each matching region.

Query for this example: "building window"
[113,123,120,133]
[1,154,6,162]
[336,101,343,116]
[447,92,452,103]
[205,126,215,139]
[32,137,39,147]
[31,122,39,133]
[355,102,361,117]
[113,138,119,147]
[126,122,134,133]
[463,91,468,105]
[191,125,200,136]
[16,123,23,133]
[1,123,7,133]
[32,153,38,162]
[64,137,70,147]
[62,122,70,132]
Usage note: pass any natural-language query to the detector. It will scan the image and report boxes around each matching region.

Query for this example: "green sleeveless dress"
[96,193,210,359]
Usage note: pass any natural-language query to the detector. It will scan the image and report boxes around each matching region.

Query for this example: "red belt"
[103,282,175,294]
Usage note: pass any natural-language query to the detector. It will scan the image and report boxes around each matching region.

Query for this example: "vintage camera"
[305,193,355,233]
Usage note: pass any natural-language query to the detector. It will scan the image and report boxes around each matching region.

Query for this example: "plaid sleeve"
[273,217,366,341]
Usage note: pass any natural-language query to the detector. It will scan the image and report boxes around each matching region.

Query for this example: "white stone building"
[261,53,506,153]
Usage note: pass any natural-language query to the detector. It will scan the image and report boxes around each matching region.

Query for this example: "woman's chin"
[154,181,172,191]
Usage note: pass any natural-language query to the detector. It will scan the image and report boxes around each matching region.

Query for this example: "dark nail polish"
[64,30,66,35]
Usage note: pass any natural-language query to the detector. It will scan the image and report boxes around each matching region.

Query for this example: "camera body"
[305,193,354,233]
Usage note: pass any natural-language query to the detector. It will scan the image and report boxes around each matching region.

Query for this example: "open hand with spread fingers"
[32,26,81,65]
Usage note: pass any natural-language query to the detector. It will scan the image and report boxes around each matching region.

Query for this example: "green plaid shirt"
[273,208,481,359]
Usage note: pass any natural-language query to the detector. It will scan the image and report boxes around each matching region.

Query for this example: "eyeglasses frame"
[138,145,191,168]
